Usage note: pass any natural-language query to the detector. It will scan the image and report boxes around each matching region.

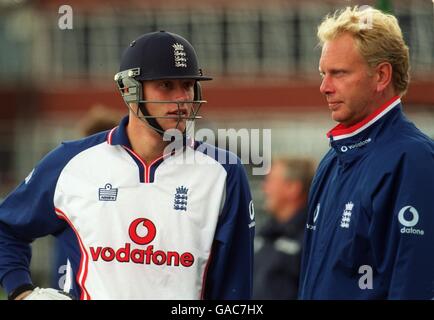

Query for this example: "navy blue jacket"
[299,97,434,299]
[253,209,306,299]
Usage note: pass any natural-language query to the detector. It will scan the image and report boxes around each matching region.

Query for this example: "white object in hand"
[24,287,72,300]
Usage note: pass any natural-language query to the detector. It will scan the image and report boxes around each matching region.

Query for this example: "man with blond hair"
[298,6,434,299]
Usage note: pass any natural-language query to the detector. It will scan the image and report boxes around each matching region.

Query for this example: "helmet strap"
[136,102,193,141]
[137,102,165,136]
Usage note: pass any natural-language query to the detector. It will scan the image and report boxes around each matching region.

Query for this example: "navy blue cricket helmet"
[119,31,212,82]
[114,31,212,134]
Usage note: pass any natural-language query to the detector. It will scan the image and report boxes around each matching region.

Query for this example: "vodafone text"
[90,218,195,267]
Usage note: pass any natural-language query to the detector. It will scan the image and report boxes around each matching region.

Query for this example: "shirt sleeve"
[0,144,72,295]
[371,146,434,299]
[203,159,255,299]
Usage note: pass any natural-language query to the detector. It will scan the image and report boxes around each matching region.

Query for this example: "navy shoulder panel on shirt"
[193,141,243,172]
[193,142,254,299]
[193,141,252,228]
[0,131,110,239]
[38,130,110,180]
[0,131,111,294]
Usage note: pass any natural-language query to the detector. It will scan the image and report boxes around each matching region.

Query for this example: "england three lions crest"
[174,186,188,211]
[173,43,187,68]
[340,201,354,228]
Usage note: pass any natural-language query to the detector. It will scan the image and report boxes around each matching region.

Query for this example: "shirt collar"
[327,96,401,141]
[107,115,196,150]
[107,115,132,148]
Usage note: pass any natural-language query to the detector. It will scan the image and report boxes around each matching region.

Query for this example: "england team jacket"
[0,116,255,300]
[299,96,434,299]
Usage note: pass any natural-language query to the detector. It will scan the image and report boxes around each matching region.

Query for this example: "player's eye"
[160,81,172,90]
[183,81,195,91]
[332,70,347,77]
[183,81,194,91]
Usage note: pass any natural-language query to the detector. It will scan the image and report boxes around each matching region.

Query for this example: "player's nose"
[320,75,335,96]
[173,82,192,102]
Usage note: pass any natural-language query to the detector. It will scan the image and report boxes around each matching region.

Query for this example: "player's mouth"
[327,101,343,110]
[166,109,188,118]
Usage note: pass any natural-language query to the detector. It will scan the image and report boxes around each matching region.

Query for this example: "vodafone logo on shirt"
[128,218,156,245]
[90,218,195,267]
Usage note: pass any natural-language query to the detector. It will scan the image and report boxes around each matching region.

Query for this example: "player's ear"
[375,62,393,93]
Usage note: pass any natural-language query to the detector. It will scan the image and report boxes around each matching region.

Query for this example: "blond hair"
[317,6,410,95]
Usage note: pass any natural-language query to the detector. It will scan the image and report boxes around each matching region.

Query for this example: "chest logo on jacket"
[398,206,424,236]
[340,202,354,229]
[339,138,372,153]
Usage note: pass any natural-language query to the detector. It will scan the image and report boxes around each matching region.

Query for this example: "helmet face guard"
[114,31,212,135]
[114,68,205,134]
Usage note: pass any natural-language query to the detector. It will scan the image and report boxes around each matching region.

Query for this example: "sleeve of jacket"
[0,143,74,295]
[372,146,434,299]
[203,158,255,300]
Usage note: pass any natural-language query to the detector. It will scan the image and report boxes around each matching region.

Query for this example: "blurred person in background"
[77,105,123,138]
[253,157,315,299]
[51,105,122,290]
[0,31,254,300]
[299,6,434,299]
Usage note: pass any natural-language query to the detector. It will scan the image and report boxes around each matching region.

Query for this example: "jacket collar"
[327,96,401,141]
[327,96,404,160]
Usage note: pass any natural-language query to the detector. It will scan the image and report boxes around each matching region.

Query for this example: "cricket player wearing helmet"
[0,31,255,300]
